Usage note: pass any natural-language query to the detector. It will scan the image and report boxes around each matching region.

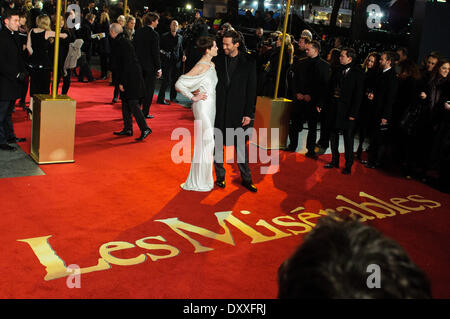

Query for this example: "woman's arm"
[27,29,33,55]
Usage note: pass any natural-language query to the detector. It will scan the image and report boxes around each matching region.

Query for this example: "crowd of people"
[0,1,449,194]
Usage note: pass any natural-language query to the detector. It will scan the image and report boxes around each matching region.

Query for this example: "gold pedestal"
[30,95,76,164]
[252,96,293,149]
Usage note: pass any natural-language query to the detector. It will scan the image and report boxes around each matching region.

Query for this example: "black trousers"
[330,122,355,169]
[157,63,179,102]
[214,135,252,183]
[142,71,156,116]
[305,106,320,153]
[99,53,109,78]
[288,102,303,149]
[0,100,16,144]
[56,70,72,95]
[122,99,149,133]
[317,109,330,149]
[78,53,93,81]
[368,121,389,166]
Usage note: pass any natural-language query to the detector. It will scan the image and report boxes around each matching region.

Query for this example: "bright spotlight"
[186,3,192,10]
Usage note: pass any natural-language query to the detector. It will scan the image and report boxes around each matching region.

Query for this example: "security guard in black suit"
[157,20,185,105]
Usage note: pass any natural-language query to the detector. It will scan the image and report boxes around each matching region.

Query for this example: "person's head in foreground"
[277,215,432,299]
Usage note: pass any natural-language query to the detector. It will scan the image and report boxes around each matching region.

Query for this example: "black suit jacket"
[373,68,398,122]
[115,33,145,101]
[133,25,161,76]
[0,28,26,100]
[327,64,364,129]
[159,31,184,68]
[214,53,257,138]
[304,56,330,108]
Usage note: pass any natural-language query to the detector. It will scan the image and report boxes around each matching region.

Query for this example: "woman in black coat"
[355,52,380,160]
[96,12,111,80]
[420,59,450,186]
[51,13,75,95]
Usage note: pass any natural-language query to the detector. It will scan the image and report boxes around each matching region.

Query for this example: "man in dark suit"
[323,48,364,175]
[110,23,151,142]
[0,9,28,151]
[76,13,95,82]
[365,51,398,168]
[287,35,311,151]
[133,12,161,119]
[294,40,330,158]
[157,19,185,105]
[213,30,257,192]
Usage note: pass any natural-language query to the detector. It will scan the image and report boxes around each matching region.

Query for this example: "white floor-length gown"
[175,62,217,191]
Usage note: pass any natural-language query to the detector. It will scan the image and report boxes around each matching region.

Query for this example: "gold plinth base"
[30,95,76,164]
[251,96,293,150]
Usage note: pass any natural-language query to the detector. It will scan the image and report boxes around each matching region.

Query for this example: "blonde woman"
[97,12,111,79]
[117,15,126,27]
[124,16,136,40]
[27,14,67,97]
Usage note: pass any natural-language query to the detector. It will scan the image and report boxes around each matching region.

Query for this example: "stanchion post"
[274,0,292,99]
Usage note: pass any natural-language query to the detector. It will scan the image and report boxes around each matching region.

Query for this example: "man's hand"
[119,84,124,92]
[156,70,162,79]
[296,93,304,101]
[367,92,374,100]
[242,116,251,126]
[316,106,321,113]
[420,92,427,99]
[349,117,355,121]
[303,95,311,102]
[381,118,387,125]
[192,89,200,96]
[182,55,187,62]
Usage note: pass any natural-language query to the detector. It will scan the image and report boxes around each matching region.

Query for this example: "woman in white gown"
[175,37,218,191]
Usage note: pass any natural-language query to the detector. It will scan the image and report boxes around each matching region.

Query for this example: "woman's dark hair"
[362,52,380,71]
[328,48,340,68]
[429,58,450,84]
[196,36,216,55]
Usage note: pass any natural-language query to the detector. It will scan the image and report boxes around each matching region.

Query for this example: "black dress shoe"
[324,163,339,169]
[112,97,118,103]
[342,167,351,175]
[0,144,17,151]
[135,128,152,141]
[242,180,257,192]
[365,162,377,169]
[157,100,170,105]
[305,151,318,160]
[113,130,132,136]
[285,145,297,152]
[7,137,26,143]
[145,114,154,119]
[215,179,225,188]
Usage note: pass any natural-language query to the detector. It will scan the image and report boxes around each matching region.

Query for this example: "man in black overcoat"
[365,51,398,168]
[213,30,257,192]
[110,23,151,142]
[294,40,330,158]
[133,12,161,119]
[323,48,364,175]
[0,9,28,151]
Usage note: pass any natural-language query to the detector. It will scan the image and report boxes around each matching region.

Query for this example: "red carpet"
[1,77,449,299]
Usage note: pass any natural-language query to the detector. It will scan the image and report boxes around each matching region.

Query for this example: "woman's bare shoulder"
[185,63,210,77]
